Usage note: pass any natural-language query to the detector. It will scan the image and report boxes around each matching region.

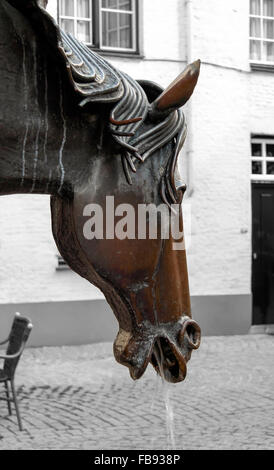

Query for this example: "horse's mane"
[6,0,186,206]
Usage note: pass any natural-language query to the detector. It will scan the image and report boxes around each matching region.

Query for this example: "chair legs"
[10,379,23,431]
[4,381,12,415]
[3,380,23,431]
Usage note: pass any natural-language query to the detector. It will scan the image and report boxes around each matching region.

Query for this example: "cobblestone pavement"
[0,334,273,450]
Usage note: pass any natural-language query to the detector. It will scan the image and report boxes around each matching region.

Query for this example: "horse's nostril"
[181,320,201,350]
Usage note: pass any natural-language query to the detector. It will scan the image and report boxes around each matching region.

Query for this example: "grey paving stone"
[0,334,273,449]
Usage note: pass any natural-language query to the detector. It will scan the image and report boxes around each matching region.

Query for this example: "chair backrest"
[4,314,32,379]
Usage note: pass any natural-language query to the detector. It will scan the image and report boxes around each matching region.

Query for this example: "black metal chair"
[0,313,33,431]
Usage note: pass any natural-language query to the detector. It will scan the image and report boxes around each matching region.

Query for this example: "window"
[250,0,274,64]
[251,137,274,180]
[59,0,93,44]
[100,0,136,51]
[56,254,70,270]
[59,0,138,52]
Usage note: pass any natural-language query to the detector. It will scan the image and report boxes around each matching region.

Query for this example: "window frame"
[58,0,139,54]
[249,0,274,66]
[99,0,137,52]
[59,0,93,46]
[251,136,274,180]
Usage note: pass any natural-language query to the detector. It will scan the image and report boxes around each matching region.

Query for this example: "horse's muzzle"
[113,317,201,383]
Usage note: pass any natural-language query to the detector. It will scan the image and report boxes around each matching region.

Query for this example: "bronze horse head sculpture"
[0,0,201,382]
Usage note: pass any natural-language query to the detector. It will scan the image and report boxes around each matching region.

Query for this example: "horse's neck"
[0,1,100,197]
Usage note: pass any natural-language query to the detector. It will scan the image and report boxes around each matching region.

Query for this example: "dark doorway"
[252,183,274,325]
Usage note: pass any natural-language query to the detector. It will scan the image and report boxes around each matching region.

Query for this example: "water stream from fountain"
[153,338,176,449]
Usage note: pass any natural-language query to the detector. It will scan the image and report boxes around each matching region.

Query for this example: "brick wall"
[0,195,103,303]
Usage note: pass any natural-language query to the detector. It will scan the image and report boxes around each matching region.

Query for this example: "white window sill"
[250,62,274,72]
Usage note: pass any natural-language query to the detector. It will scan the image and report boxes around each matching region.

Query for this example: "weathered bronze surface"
[0,0,201,382]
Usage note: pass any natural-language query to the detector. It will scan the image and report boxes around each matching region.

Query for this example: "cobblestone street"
[0,334,273,450]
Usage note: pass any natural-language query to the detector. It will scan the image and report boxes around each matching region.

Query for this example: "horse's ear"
[149,60,200,120]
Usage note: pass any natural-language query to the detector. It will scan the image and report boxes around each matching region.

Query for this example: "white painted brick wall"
[0,0,272,303]
[187,63,252,296]
[183,0,272,296]
[0,195,104,303]
[250,72,274,134]
[192,0,250,71]
[142,0,186,61]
